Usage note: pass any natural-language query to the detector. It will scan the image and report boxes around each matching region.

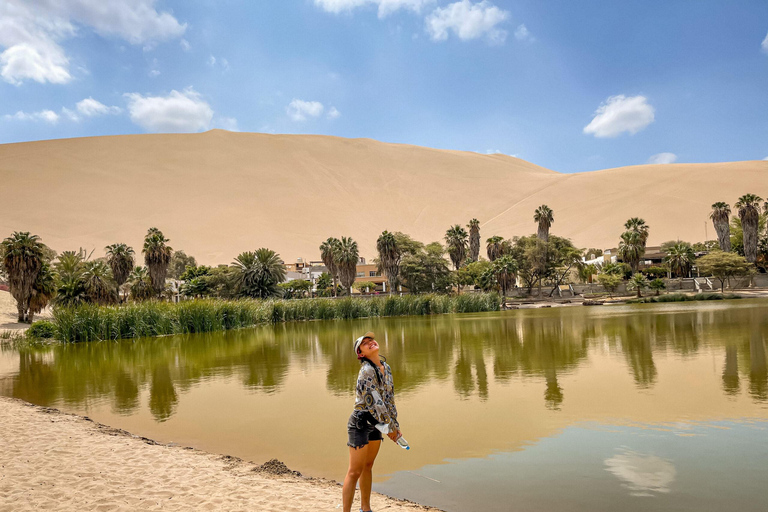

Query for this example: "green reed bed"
[50,292,501,343]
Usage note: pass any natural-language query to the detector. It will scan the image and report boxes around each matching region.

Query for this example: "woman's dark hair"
[359,355,386,387]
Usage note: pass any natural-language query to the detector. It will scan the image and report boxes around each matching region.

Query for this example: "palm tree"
[232,248,287,299]
[333,236,359,296]
[143,228,173,297]
[736,194,762,263]
[534,205,554,242]
[664,241,695,279]
[467,219,480,262]
[445,225,468,270]
[319,237,341,297]
[53,250,87,307]
[128,266,154,301]
[710,202,732,252]
[485,235,505,261]
[376,231,401,294]
[1,232,46,322]
[627,273,649,298]
[492,255,517,299]
[82,260,118,305]
[624,217,650,244]
[29,262,56,322]
[106,243,135,302]
[618,230,644,273]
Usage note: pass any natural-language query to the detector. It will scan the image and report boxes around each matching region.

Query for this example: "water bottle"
[396,436,410,450]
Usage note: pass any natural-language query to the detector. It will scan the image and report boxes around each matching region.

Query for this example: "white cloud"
[287,99,325,121]
[647,152,677,165]
[149,69,160,77]
[61,107,79,121]
[76,97,121,117]
[583,95,655,138]
[604,449,676,497]
[314,0,434,18]
[0,0,185,85]
[425,1,509,44]
[124,88,213,133]
[207,55,216,67]
[762,32,768,53]
[327,106,341,119]
[4,109,59,123]
[763,157,768,161]
[179,38,191,52]
[514,24,532,42]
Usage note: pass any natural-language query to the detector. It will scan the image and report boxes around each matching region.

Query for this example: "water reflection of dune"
[604,448,677,496]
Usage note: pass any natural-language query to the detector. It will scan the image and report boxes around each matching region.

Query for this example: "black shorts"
[347,410,383,449]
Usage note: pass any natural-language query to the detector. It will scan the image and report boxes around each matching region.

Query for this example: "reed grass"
[52,293,501,343]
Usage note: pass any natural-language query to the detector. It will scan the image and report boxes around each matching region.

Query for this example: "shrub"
[27,320,57,339]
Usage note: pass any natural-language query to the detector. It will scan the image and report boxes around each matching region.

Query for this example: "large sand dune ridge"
[1,130,766,265]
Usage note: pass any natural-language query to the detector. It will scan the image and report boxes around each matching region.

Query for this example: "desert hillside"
[0,130,766,265]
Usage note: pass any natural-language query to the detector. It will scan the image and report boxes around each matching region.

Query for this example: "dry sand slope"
[0,130,766,265]
[0,397,438,512]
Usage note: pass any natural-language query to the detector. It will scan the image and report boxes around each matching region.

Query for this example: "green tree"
[142,228,173,297]
[455,260,492,290]
[29,262,56,322]
[377,230,402,294]
[467,219,481,262]
[710,202,732,252]
[168,250,196,280]
[618,230,644,273]
[279,279,313,299]
[1,232,47,322]
[649,278,666,296]
[627,272,649,298]
[485,236,510,262]
[736,194,762,263]
[82,260,118,305]
[534,205,554,242]
[597,273,622,297]
[400,242,452,293]
[445,225,469,270]
[546,238,584,297]
[664,241,695,279]
[128,266,154,301]
[315,272,333,297]
[105,243,135,302]
[319,237,341,297]
[492,255,517,298]
[584,248,603,259]
[181,276,211,298]
[696,251,753,292]
[333,236,359,296]
[352,281,377,294]
[232,248,287,299]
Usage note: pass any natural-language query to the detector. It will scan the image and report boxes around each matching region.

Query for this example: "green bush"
[627,293,741,304]
[50,292,504,342]
[27,320,58,339]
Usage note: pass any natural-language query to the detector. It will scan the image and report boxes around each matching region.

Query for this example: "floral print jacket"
[353,361,399,433]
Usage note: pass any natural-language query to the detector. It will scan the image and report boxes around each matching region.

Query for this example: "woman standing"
[343,331,402,512]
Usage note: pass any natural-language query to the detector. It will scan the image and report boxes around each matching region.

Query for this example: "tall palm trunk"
[741,209,759,263]
[713,218,731,252]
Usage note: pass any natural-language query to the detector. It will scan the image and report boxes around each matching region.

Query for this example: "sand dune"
[0,130,765,265]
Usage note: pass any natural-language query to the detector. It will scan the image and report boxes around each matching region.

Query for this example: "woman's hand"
[387,430,401,442]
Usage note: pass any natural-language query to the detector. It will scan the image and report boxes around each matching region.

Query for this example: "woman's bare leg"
[359,439,381,511]
[343,444,370,512]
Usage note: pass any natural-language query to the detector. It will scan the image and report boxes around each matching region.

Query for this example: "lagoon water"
[1,300,767,511]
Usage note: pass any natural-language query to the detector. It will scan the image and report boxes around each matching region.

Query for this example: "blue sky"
[1,0,767,172]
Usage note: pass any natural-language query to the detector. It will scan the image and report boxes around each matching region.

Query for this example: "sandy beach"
[0,396,439,512]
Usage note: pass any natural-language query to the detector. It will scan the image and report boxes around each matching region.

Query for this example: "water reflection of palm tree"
[113,370,140,414]
[748,329,767,401]
[149,364,178,422]
[722,345,740,395]
[244,340,289,392]
[12,351,58,406]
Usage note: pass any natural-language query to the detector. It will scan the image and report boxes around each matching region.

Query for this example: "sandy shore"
[0,397,440,512]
